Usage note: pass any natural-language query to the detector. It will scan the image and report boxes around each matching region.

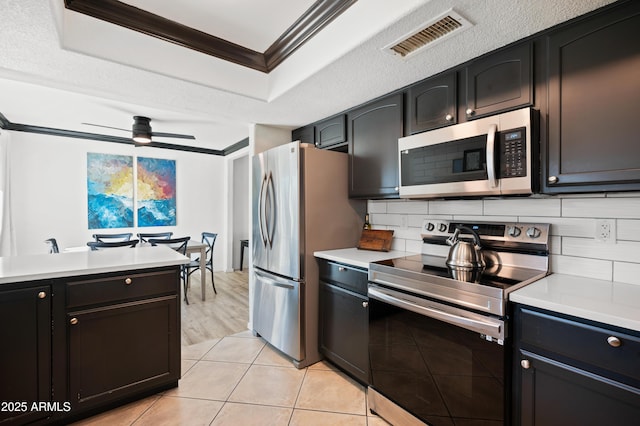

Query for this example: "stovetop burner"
[368,220,551,317]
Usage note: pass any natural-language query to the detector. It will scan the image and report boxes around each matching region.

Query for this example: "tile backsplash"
[368,193,640,285]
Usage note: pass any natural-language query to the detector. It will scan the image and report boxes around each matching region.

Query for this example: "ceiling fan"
[83,116,196,144]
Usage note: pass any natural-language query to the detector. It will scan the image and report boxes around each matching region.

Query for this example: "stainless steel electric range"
[367,220,550,426]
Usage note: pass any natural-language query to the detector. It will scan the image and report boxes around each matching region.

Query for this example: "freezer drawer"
[252,269,304,361]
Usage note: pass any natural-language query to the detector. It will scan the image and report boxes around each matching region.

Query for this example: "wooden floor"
[180,269,249,346]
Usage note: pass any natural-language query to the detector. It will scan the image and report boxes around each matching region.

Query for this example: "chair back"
[44,238,59,254]
[93,233,133,242]
[149,236,190,255]
[137,232,173,243]
[202,232,217,261]
[87,239,139,251]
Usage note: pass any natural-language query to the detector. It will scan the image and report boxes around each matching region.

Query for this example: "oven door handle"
[368,285,504,341]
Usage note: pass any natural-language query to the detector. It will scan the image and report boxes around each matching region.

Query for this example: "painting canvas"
[137,157,177,227]
[87,153,134,229]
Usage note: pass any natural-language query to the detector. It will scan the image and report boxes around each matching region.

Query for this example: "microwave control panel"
[499,127,526,178]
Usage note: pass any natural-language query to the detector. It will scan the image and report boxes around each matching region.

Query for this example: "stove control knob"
[426,222,435,231]
[526,227,541,239]
[507,226,521,237]
[438,223,448,232]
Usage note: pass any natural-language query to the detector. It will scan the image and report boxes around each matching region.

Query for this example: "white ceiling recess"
[0,0,617,152]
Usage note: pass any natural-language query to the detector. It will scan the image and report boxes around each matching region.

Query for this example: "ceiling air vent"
[385,9,473,58]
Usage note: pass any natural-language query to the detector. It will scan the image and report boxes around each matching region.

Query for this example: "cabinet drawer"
[518,306,640,384]
[318,260,367,295]
[66,269,179,308]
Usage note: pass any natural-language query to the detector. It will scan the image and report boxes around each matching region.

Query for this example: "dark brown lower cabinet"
[0,266,181,425]
[319,260,369,384]
[68,296,179,411]
[0,284,51,425]
[513,304,640,425]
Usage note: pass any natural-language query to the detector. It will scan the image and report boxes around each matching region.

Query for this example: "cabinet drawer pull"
[521,359,531,369]
[445,114,453,121]
[548,175,559,184]
[362,301,369,308]
[38,291,46,299]
[70,317,78,325]
[466,108,474,116]
[338,267,347,272]
[125,278,132,285]
[607,336,621,347]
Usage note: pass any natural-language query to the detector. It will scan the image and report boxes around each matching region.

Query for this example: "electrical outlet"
[595,219,616,244]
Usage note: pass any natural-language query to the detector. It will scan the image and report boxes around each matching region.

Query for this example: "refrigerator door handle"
[259,173,268,247]
[266,172,276,248]
[255,269,296,289]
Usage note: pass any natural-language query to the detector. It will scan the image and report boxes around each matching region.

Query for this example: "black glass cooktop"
[372,254,545,290]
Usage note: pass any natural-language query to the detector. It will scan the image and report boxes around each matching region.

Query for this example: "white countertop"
[510,274,640,332]
[0,246,189,285]
[314,247,415,269]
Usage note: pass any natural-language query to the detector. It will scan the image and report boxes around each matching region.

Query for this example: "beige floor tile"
[181,359,197,376]
[366,414,392,425]
[289,409,367,425]
[181,338,220,360]
[70,395,160,425]
[295,369,366,415]
[202,336,265,363]
[228,364,306,407]
[230,329,258,339]
[307,360,340,371]
[211,402,292,426]
[165,360,249,401]
[253,344,296,368]
[133,395,223,426]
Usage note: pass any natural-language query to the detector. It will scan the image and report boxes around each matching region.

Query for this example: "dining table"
[185,240,208,301]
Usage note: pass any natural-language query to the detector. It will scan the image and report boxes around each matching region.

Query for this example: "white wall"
[8,132,227,271]
[368,194,640,285]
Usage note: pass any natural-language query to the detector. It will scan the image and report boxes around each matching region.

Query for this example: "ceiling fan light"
[132,134,152,143]
[132,116,153,143]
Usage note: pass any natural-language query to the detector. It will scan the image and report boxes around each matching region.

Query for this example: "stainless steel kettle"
[446,226,485,269]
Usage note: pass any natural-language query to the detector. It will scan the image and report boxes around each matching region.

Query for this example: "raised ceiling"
[0,0,616,153]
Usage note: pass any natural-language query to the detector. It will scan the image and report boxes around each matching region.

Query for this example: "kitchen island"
[0,247,189,425]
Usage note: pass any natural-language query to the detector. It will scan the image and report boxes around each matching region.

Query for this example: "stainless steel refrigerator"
[251,141,364,368]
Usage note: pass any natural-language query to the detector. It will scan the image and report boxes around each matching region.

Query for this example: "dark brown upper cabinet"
[348,92,403,199]
[314,114,346,149]
[544,0,640,193]
[464,42,533,120]
[406,71,457,134]
[292,125,315,145]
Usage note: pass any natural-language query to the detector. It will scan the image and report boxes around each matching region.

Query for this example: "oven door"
[368,283,510,425]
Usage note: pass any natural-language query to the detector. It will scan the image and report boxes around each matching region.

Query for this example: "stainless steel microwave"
[398,107,538,199]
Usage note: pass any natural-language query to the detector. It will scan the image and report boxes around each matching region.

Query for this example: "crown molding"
[64,0,357,73]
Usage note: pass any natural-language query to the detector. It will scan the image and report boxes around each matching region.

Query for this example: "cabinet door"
[67,296,179,411]
[406,72,457,134]
[517,350,640,426]
[320,281,369,384]
[292,125,315,145]
[315,114,346,149]
[465,42,532,119]
[0,285,51,425]
[348,93,403,198]
[545,2,640,192]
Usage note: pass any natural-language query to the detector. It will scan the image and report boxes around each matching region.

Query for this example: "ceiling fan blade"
[82,122,130,132]
[151,131,196,140]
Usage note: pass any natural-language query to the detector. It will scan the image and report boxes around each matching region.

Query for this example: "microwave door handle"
[486,124,498,188]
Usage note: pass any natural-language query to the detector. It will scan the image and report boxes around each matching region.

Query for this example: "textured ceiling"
[0,0,616,152]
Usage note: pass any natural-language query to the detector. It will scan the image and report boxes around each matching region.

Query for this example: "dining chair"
[137,232,173,243]
[186,232,217,294]
[92,232,133,242]
[149,236,191,304]
[87,239,139,250]
[44,238,59,254]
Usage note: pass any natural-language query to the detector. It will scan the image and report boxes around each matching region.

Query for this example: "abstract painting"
[87,153,134,229]
[137,157,177,227]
